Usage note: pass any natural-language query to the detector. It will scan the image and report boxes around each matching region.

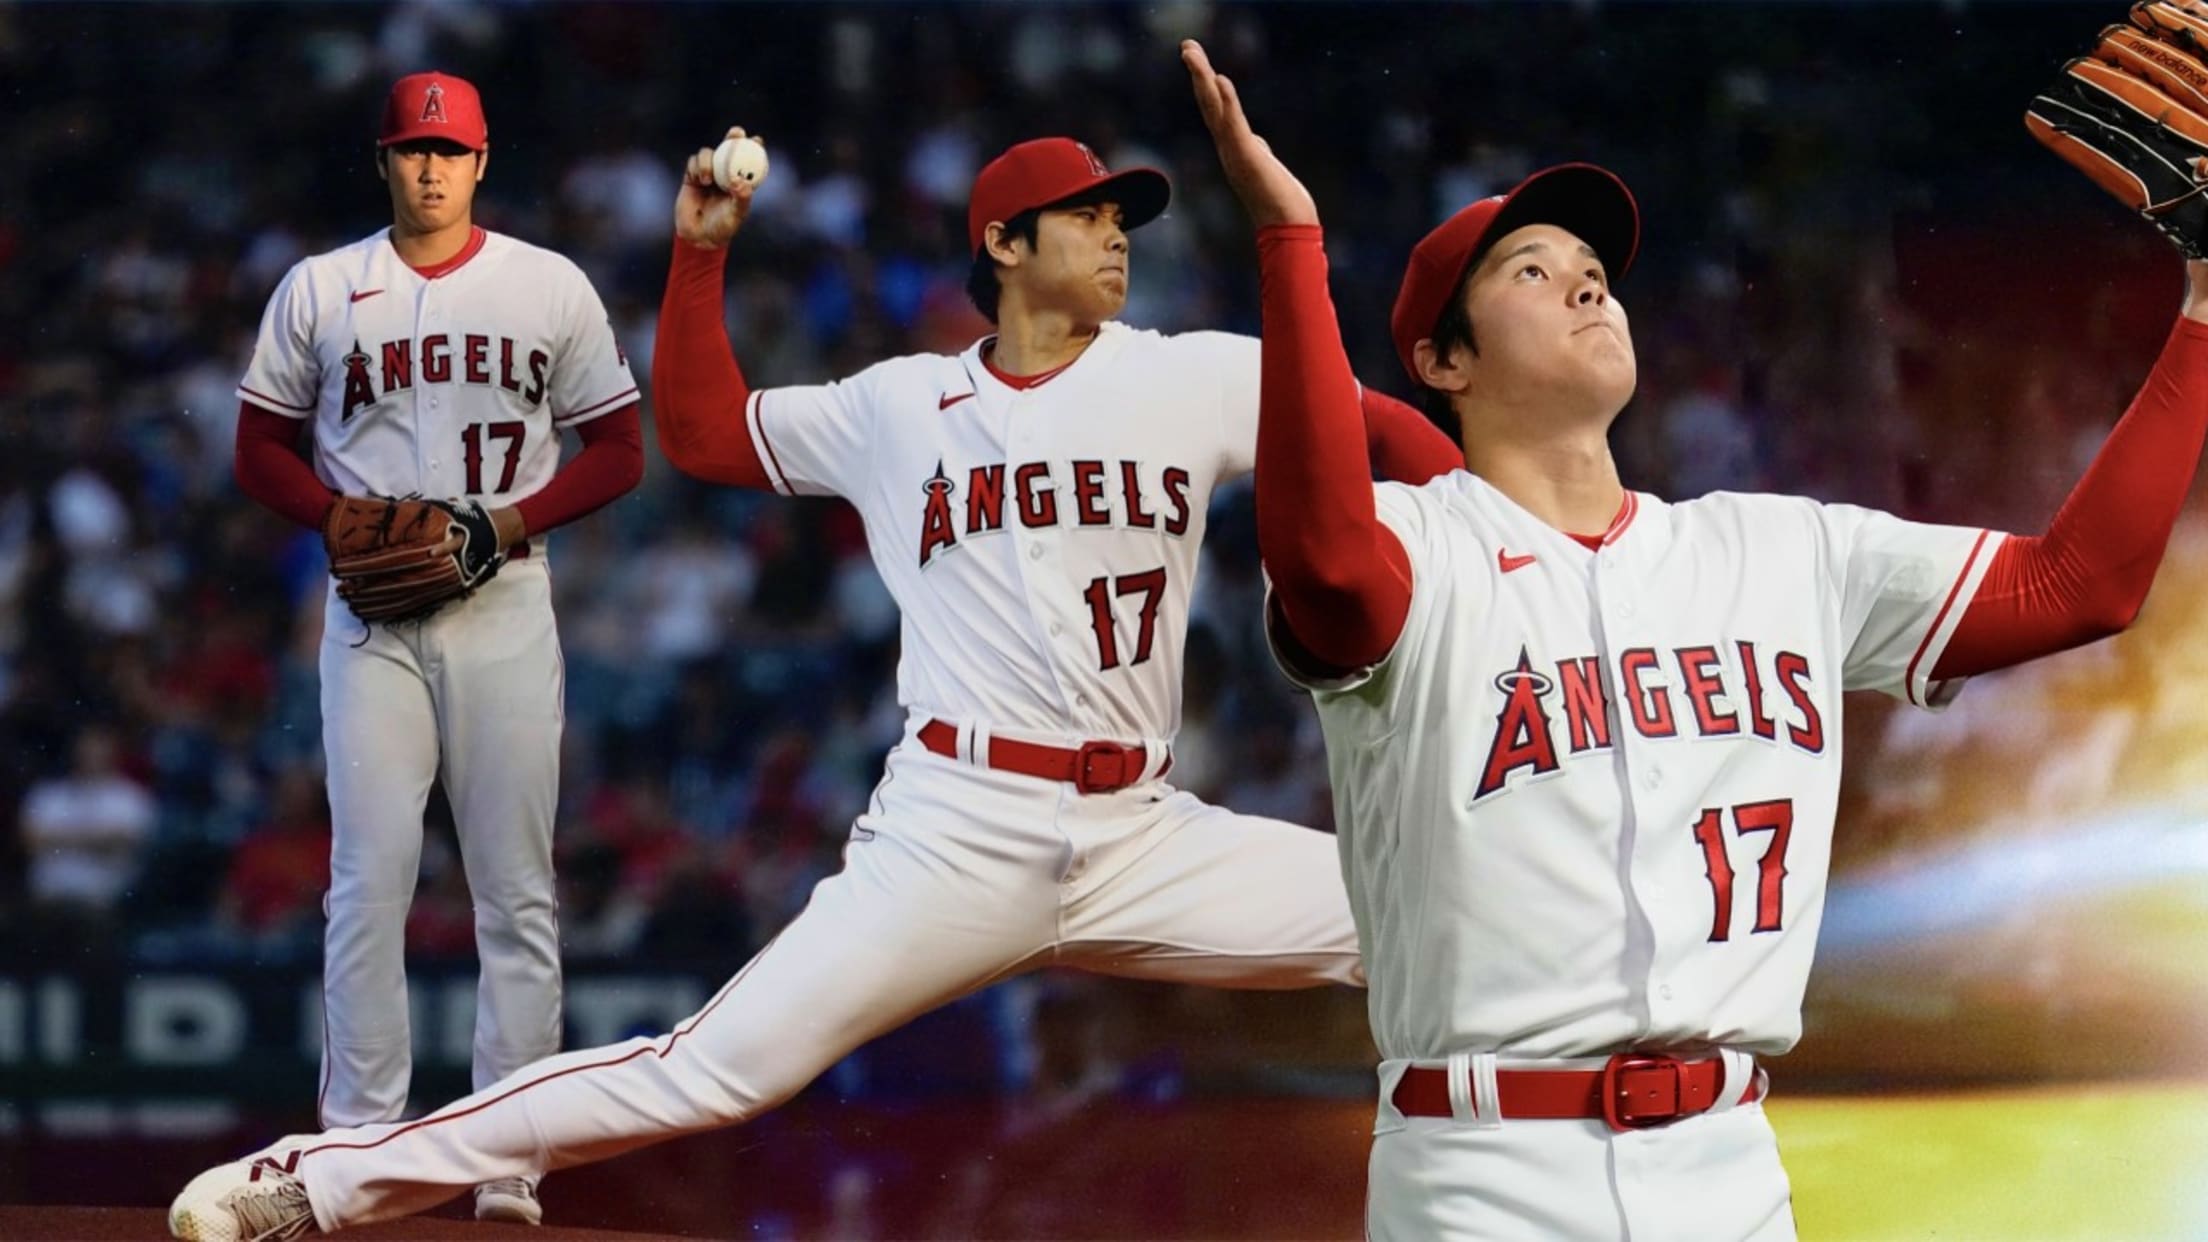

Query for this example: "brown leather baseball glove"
[323,495,506,624]
[2027,2,2208,258]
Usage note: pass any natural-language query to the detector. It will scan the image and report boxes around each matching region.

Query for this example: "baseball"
[712,136,769,191]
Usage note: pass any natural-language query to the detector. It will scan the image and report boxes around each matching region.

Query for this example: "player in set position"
[1187,20,2208,1238]
[218,71,642,1229]
[168,124,1463,1235]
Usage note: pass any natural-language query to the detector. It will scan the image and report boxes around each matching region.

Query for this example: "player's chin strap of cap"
[1392,1050,1765,1133]
[917,717,1169,794]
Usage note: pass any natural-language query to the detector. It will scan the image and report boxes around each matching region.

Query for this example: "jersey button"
[1049,622,1063,636]
[1658,984,1674,1001]
[1027,544,1044,561]
[1642,766,1664,790]
[1615,600,1636,619]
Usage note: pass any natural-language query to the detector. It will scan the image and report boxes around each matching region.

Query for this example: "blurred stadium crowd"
[0,0,2188,983]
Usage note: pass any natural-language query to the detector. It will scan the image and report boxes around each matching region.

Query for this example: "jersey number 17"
[1082,566,1167,671]
[461,421,525,494]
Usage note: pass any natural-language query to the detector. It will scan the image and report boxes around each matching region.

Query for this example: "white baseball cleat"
[168,1151,317,1241]
[474,1176,543,1226]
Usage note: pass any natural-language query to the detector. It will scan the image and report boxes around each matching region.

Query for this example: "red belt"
[1393,1054,1760,1133]
[917,718,1159,794]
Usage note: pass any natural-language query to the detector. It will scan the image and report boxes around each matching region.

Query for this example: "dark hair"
[374,144,485,175]
[1417,259,1481,439]
[964,208,1043,323]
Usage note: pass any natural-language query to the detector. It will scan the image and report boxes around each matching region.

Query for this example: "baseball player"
[222,71,641,1227]
[1185,33,2208,1240]
[167,130,1462,1236]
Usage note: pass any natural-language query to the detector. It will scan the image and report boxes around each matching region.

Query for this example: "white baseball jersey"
[238,227,638,508]
[179,320,1380,1235]
[747,321,1259,744]
[234,224,632,1131]
[1271,472,2000,1063]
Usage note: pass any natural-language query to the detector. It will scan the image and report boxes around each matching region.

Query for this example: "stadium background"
[4,1,2207,1237]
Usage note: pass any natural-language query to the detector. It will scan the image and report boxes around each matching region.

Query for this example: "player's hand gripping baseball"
[674,126,760,250]
[1181,40,1318,229]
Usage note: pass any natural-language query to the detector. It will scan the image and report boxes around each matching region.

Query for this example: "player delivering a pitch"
[168,113,1470,1239]
[1184,9,2208,1236]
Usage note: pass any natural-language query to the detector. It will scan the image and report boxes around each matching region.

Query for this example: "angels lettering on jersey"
[915,456,1194,568]
[1476,641,1826,801]
[340,333,549,423]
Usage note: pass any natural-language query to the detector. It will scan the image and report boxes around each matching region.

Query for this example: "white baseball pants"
[316,559,564,1128]
[278,736,1359,1228]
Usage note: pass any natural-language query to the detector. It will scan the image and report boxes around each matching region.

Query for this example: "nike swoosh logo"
[350,289,384,303]
[938,391,976,410]
[1498,549,1537,573]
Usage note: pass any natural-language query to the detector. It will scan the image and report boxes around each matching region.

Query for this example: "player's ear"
[475,147,489,183]
[374,147,389,183]
[1414,338,1471,396]
[983,221,1026,269]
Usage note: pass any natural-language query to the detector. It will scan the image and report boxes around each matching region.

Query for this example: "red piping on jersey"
[1602,492,1639,544]
[745,390,794,493]
[557,385,641,425]
[401,226,487,279]
[1904,529,1989,707]
[239,384,315,414]
[1560,494,1636,552]
[981,341,1078,390]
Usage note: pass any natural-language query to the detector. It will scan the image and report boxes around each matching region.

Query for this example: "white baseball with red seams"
[238,226,636,1129]
[224,319,1365,1231]
[1268,471,1997,1239]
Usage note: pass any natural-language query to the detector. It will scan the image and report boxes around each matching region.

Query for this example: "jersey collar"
[388,225,488,280]
[964,322,1127,396]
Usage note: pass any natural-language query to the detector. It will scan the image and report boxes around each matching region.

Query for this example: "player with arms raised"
[1186,19,2208,1238]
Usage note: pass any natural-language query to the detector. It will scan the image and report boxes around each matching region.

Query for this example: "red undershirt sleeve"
[233,402,335,531]
[1359,385,1463,485]
[514,403,644,535]
[652,239,773,489]
[1256,224,1413,671]
[1935,316,2208,679]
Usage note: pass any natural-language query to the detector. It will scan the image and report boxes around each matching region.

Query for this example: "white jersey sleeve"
[747,364,891,499]
[1821,501,2002,708]
[1189,331,1265,479]
[237,261,322,419]
[546,260,639,429]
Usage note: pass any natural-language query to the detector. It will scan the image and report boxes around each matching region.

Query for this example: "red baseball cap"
[1389,163,1639,384]
[967,138,1170,255]
[379,72,488,151]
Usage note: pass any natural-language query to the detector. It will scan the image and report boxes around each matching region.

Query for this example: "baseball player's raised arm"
[1934,314,2208,678]
[1253,226,1413,667]
[1184,40,1414,668]
[651,240,773,489]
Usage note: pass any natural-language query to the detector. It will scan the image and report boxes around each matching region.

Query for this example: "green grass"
[1775,1083,2208,1241]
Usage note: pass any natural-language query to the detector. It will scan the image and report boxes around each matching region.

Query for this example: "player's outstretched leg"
[1055,790,1363,988]
[171,756,1063,1234]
